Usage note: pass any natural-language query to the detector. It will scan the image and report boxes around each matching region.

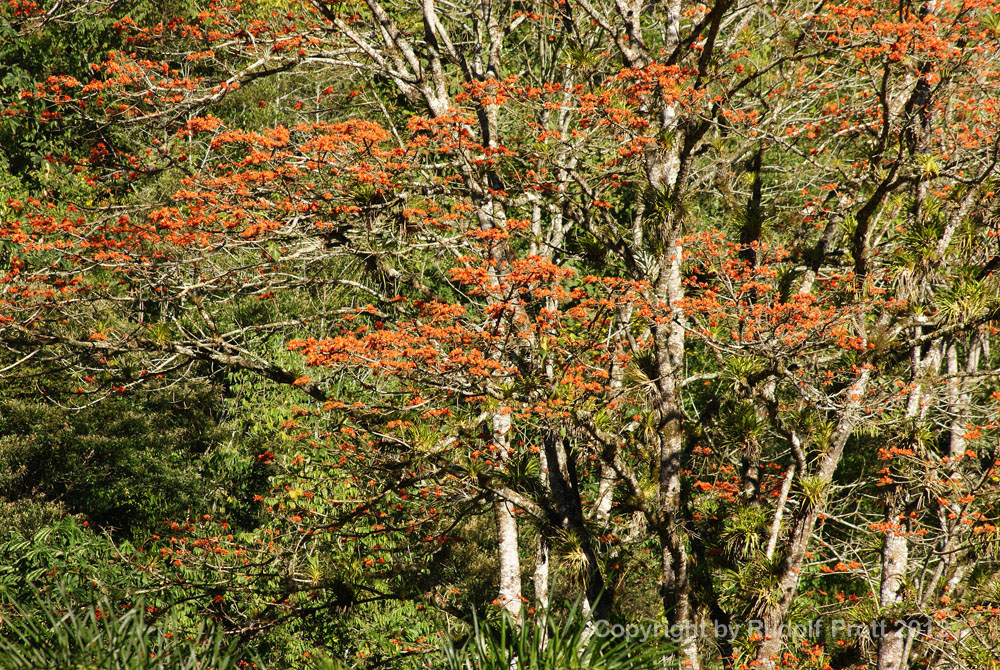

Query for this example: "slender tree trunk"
[496,499,522,618]
[900,337,981,665]
[544,433,610,619]
[765,465,795,561]
[876,337,930,670]
[754,371,870,668]
[493,410,522,618]
[596,304,633,524]
[876,494,909,670]
[595,465,616,524]
[639,5,694,661]
[654,235,699,670]
[534,432,551,611]
[533,533,550,611]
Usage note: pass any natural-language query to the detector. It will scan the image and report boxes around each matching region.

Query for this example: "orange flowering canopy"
[3,0,1000,667]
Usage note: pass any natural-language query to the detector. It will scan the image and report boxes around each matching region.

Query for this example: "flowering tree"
[4,0,1000,668]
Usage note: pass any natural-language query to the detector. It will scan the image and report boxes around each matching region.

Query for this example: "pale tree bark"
[594,459,616,525]
[876,336,934,670]
[596,304,634,524]
[496,499,522,618]
[653,223,698,669]
[901,336,983,667]
[645,24,692,664]
[946,339,980,464]
[533,423,551,612]
[533,531,550,612]
[493,410,522,618]
[754,371,871,668]
[876,492,910,670]
[651,41,698,670]
[533,532,551,648]
[571,1,700,658]
[764,464,796,562]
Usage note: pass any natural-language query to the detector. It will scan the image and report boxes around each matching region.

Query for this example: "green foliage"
[0,508,150,621]
[440,608,677,670]
[0,586,248,670]
[0,383,226,536]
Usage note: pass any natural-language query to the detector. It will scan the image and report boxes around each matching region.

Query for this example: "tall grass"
[0,588,247,670]
[439,607,677,670]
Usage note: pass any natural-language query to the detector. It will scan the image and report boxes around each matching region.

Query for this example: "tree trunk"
[534,433,551,611]
[533,533,550,611]
[653,235,700,670]
[876,496,909,670]
[753,371,870,668]
[544,433,610,619]
[596,304,633,524]
[493,410,522,618]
